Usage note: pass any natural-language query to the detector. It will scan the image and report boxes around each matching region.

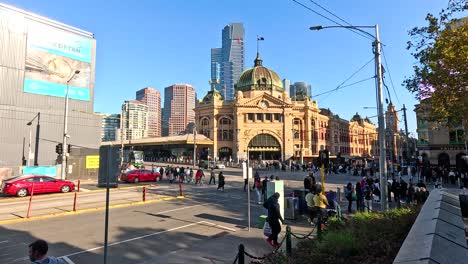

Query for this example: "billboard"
[24,20,92,101]
[86,155,100,169]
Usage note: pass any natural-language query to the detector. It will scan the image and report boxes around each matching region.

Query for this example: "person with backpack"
[195,169,204,185]
[264,192,284,247]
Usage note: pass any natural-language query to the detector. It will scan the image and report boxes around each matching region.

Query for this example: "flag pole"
[256,35,259,54]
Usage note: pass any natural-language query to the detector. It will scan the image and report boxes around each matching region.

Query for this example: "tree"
[404,0,467,129]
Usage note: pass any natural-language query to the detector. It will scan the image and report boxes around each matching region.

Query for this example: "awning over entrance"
[101,134,214,147]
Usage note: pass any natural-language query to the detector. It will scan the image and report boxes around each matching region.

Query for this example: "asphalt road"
[0,166,359,264]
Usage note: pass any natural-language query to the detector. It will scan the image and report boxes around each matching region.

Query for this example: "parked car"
[1,175,75,197]
[209,162,225,169]
[120,169,162,183]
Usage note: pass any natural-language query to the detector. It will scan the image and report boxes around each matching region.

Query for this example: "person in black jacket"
[264,192,284,247]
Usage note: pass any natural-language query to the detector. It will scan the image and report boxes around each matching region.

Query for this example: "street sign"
[86,155,100,169]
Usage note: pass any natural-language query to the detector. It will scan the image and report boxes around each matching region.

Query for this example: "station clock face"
[259,101,268,109]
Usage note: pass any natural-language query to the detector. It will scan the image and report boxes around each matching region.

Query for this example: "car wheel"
[61,185,71,193]
[134,178,140,183]
[17,188,28,197]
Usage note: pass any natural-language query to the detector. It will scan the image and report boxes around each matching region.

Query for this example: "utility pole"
[61,70,79,180]
[402,104,410,165]
[33,112,40,166]
[374,24,388,211]
[193,125,197,168]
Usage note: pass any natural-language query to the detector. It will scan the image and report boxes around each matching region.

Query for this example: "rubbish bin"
[285,197,299,220]
[460,190,468,218]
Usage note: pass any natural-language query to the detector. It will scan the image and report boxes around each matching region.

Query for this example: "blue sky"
[6,0,449,135]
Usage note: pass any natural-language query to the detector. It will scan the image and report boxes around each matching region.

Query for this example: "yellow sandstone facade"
[195,54,380,162]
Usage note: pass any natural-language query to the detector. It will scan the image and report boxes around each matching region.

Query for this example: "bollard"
[143,187,146,202]
[238,244,245,264]
[179,183,183,196]
[317,216,322,240]
[26,183,35,218]
[73,180,81,212]
[286,226,292,257]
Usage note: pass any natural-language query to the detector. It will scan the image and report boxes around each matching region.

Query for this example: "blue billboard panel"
[27,21,92,63]
[24,78,90,101]
[23,166,57,177]
[24,20,92,101]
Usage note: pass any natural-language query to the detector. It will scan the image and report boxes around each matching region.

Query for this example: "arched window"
[218,117,233,141]
[200,118,210,137]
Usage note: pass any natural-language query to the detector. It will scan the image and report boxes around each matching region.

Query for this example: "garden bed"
[264,207,420,264]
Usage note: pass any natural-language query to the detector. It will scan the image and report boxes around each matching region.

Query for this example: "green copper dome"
[235,53,283,92]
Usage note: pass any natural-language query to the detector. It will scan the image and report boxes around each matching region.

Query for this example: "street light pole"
[374,24,388,211]
[193,125,197,168]
[61,70,80,180]
[310,24,388,211]
[33,112,40,166]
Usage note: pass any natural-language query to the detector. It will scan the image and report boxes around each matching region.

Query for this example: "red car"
[120,169,162,183]
[1,175,75,197]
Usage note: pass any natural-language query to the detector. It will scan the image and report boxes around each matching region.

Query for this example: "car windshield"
[127,170,137,174]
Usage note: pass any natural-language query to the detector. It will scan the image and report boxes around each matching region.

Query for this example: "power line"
[382,47,400,105]
[312,57,375,98]
[291,0,373,41]
[307,0,374,41]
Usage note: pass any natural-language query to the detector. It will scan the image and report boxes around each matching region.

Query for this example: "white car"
[209,162,225,169]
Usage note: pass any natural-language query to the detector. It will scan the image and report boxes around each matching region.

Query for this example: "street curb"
[0,184,155,203]
[0,195,185,225]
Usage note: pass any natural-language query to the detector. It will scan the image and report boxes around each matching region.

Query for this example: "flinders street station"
[195,53,403,163]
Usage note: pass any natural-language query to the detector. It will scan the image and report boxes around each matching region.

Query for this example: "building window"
[274,113,282,121]
[256,113,263,122]
[265,113,272,121]
[247,113,254,121]
[449,129,464,144]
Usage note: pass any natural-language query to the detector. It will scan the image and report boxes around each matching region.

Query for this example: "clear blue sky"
[6,0,449,135]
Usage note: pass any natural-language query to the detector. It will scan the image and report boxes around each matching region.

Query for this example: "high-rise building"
[121,100,148,140]
[136,87,161,137]
[210,48,222,92]
[162,84,196,136]
[289,82,312,101]
[0,3,100,169]
[282,79,291,96]
[211,23,244,101]
[99,114,120,142]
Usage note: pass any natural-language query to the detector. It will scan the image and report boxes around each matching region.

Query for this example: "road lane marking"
[61,221,206,258]
[78,188,90,192]
[0,196,186,225]
[61,256,75,264]
[200,221,237,232]
[0,240,8,243]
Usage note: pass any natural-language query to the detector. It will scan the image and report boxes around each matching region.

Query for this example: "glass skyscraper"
[289,81,312,101]
[211,23,245,101]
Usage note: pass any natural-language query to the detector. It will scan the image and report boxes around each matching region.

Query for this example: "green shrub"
[263,206,420,264]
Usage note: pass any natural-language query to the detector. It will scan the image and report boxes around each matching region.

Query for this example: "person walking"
[217,171,225,191]
[364,183,373,212]
[28,240,65,264]
[209,168,216,185]
[264,192,284,247]
[262,176,268,201]
[344,182,353,213]
[253,174,263,204]
[195,169,204,185]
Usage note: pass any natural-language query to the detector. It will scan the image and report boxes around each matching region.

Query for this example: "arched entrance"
[248,134,281,160]
[438,153,450,168]
[218,147,232,160]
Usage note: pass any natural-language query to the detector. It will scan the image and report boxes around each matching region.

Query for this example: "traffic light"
[68,144,71,154]
[55,143,63,154]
